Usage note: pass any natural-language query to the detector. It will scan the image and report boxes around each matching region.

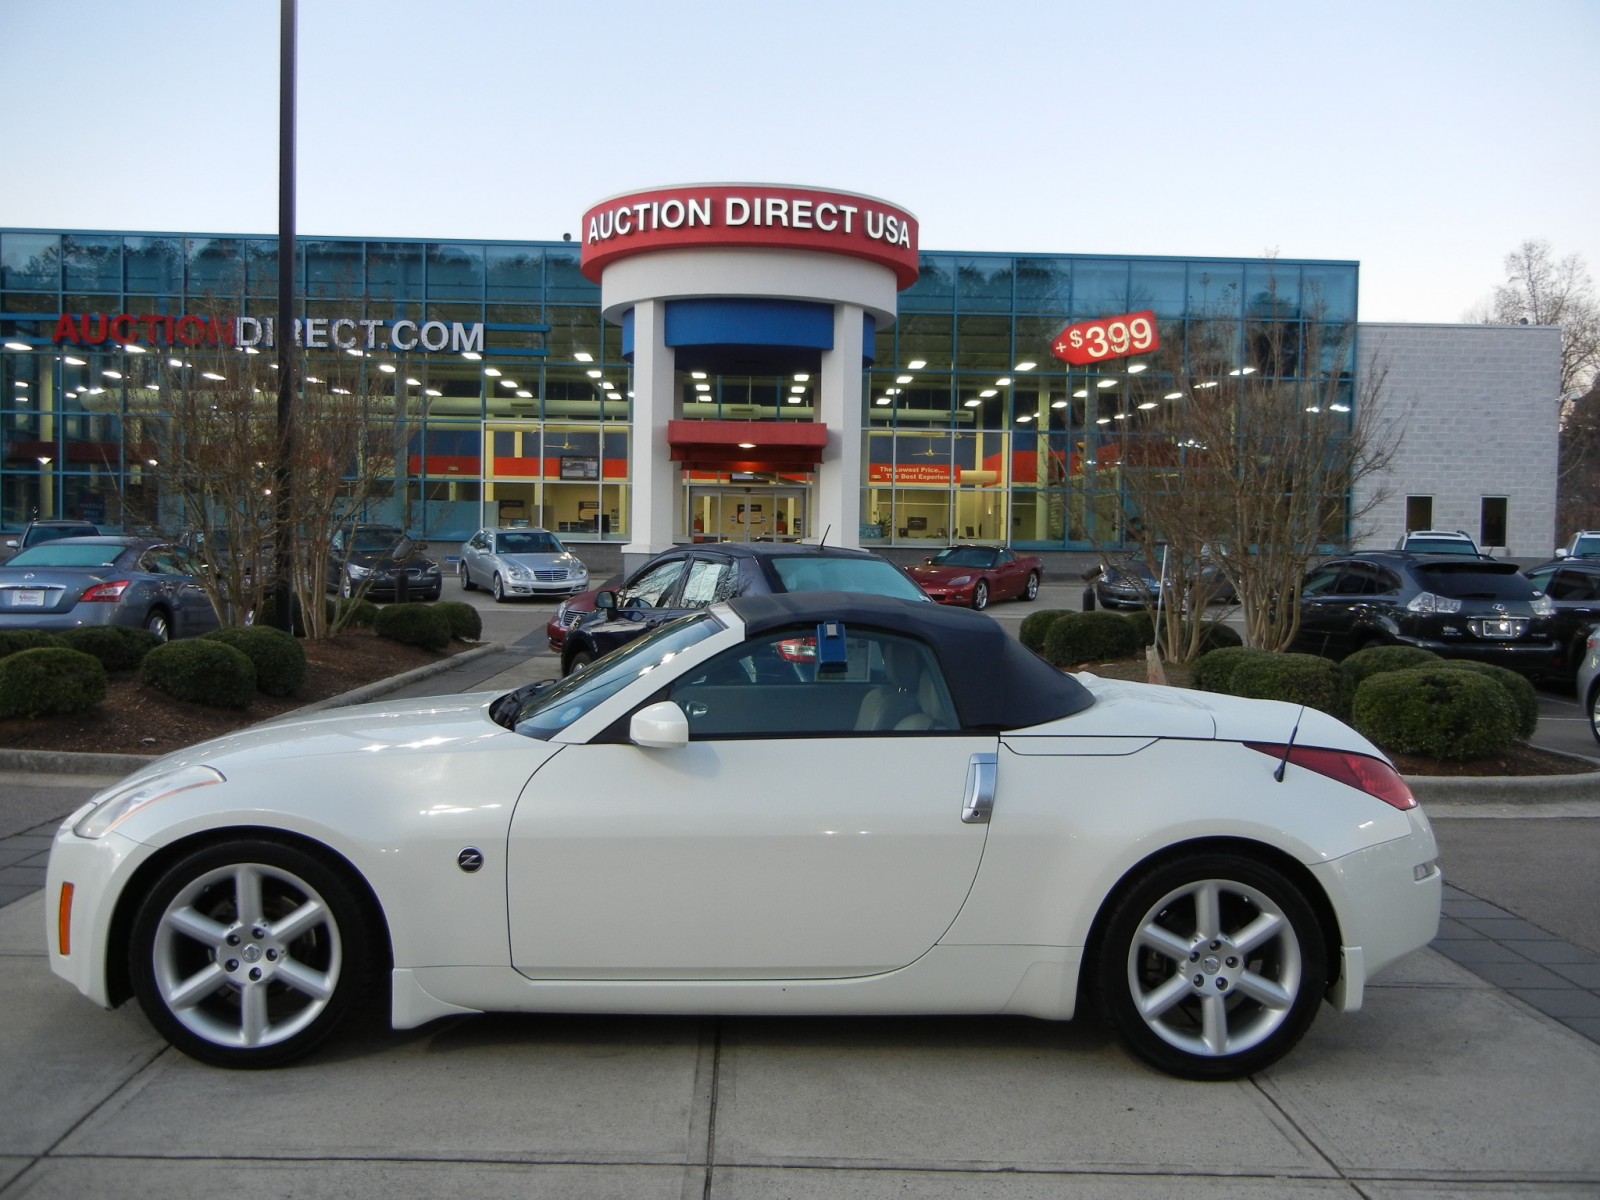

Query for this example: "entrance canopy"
[667,420,828,472]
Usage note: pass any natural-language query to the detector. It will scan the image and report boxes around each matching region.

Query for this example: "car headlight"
[1531,595,1555,617]
[73,765,226,839]
[554,601,569,621]
[346,563,371,578]
[507,563,534,580]
[949,575,972,586]
[423,564,440,576]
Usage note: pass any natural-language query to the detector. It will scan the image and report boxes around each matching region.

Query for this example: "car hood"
[1012,673,1383,757]
[346,549,438,570]
[908,564,979,582]
[120,691,529,781]
[502,552,584,571]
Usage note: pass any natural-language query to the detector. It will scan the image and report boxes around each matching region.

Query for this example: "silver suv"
[1396,529,1483,557]
[1556,531,1600,560]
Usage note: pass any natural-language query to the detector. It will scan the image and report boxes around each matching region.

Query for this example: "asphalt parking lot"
[1,579,1598,1197]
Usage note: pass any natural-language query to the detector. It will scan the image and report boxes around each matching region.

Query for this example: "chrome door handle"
[962,752,997,824]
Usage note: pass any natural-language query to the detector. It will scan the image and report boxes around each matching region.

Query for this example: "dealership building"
[0,184,1561,567]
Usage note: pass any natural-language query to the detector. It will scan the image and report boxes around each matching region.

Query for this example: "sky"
[5,0,1597,324]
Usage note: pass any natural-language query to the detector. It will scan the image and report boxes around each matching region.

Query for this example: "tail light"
[81,580,130,603]
[1246,742,1417,810]
[777,636,817,663]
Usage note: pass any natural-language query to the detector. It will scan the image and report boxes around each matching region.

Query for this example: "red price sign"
[1051,310,1159,366]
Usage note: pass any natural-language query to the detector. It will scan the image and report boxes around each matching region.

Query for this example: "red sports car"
[907,545,1043,610]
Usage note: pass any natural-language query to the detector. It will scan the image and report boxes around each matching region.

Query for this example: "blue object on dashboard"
[816,621,848,674]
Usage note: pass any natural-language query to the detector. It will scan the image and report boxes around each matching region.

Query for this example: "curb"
[0,642,508,780]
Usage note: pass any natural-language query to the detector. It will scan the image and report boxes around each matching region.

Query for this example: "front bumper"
[45,815,156,1009]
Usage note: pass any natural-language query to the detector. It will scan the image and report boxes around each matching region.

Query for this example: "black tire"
[1091,851,1327,1080]
[492,574,507,603]
[565,650,593,676]
[128,838,375,1069]
[459,562,475,591]
[971,581,989,611]
[1024,572,1040,602]
[145,608,172,643]
[1587,677,1600,747]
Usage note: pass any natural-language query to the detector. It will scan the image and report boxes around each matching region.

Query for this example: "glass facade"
[1,228,1357,550]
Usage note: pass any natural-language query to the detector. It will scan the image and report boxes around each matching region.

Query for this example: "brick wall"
[1355,323,1560,559]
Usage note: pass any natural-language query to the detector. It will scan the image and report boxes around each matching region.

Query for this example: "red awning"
[667,421,828,472]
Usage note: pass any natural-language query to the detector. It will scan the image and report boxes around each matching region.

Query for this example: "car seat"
[855,642,926,731]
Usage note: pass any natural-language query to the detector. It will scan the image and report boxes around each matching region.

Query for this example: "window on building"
[1481,497,1508,549]
[1405,496,1432,532]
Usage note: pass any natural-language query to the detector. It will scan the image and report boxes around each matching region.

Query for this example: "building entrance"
[687,485,806,544]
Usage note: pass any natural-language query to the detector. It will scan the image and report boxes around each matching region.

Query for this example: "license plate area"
[8,589,47,607]
[1472,617,1527,639]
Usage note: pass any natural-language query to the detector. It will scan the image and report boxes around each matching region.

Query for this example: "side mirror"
[595,589,618,612]
[631,701,688,749]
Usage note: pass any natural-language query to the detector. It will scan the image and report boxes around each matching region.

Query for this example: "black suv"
[1292,551,1559,675]
[327,524,442,601]
[1523,558,1600,679]
[560,542,929,675]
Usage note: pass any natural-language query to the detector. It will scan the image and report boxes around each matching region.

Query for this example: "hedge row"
[0,599,481,718]
[1026,609,1243,668]
[1192,643,1538,761]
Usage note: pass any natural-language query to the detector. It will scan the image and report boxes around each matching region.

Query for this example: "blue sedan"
[0,536,221,641]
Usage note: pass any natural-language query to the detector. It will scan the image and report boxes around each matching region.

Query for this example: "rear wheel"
[128,839,375,1068]
[459,561,475,591]
[971,581,989,611]
[144,609,172,642]
[1024,572,1040,602]
[1588,678,1600,747]
[1093,851,1326,1080]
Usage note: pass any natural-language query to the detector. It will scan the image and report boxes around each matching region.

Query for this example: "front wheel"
[565,650,593,676]
[1092,852,1327,1080]
[128,838,375,1068]
[492,574,507,603]
[459,561,475,591]
[971,581,989,611]
[1023,572,1040,602]
[1588,679,1600,747]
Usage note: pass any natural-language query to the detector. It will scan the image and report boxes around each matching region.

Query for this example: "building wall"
[1356,322,1560,559]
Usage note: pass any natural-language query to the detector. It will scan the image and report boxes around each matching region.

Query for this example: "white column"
[814,304,864,549]
[621,299,678,568]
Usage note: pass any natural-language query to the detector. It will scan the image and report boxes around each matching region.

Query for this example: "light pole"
[272,0,298,632]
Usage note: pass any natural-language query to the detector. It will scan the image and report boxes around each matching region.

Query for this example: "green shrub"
[1122,610,1157,647]
[252,593,312,637]
[1194,621,1243,653]
[1191,646,1274,693]
[433,600,483,642]
[1352,667,1518,761]
[140,640,256,709]
[1226,652,1356,721]
[204,626,307,697]
[1042,611,1142,667]
[0,647,107,718]
[332,597,379,632]
[1434,660,1539,740]
[1019,609,1070,654]
[1340,644,1442,684]
[374,603,452,651]
[55,626,161,672]
[0,629,64,660]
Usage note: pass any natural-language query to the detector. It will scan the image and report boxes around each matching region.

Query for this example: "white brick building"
[1355,323,1561,559]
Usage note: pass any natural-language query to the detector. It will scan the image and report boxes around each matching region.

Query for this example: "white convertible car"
[46,592,1441,1079]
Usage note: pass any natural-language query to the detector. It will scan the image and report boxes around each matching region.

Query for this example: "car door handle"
[962,752,997,825]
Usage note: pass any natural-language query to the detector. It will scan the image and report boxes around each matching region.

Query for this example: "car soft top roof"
[726,590,1094,730]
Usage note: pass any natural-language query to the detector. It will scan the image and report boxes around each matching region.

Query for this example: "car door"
[1539,566,1600,668]
[507,624,995,979]
[145,546,221,636]
[462,530,489,585]
[1293,561,1353,655]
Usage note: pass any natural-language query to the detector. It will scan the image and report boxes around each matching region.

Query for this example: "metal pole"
[272,0,297,632]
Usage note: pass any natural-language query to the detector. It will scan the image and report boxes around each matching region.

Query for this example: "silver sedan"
[458,527,589,602]
[0,536,220,641]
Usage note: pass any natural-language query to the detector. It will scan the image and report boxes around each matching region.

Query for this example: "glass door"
[687,486,807,543]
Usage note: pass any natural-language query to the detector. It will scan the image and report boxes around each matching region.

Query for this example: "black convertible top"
[725,590,1094,731]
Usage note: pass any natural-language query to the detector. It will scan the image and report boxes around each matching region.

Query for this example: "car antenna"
[1274,704,1307,782]
[819,524,832,546]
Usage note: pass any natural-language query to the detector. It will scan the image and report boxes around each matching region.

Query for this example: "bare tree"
[1107,281,1401,658]
[1489,240,1600,400]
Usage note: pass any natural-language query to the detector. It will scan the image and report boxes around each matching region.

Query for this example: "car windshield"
[350,527,405,553]
[1405,537,1477,556]
[930,547,994,568]
[1415,562,1537,600]
[1571,535,1600,559]
[505,612,722,739]
[499,531,561,554]
[25,525,95,546]
[7,543,122,568]
[770,557,929,601]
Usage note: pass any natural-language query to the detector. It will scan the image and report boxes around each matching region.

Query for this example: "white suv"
[1396,529,1483,557]
[1556,531,1600,560]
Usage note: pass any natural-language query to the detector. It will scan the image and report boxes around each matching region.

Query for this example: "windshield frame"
[509,611,724,740]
